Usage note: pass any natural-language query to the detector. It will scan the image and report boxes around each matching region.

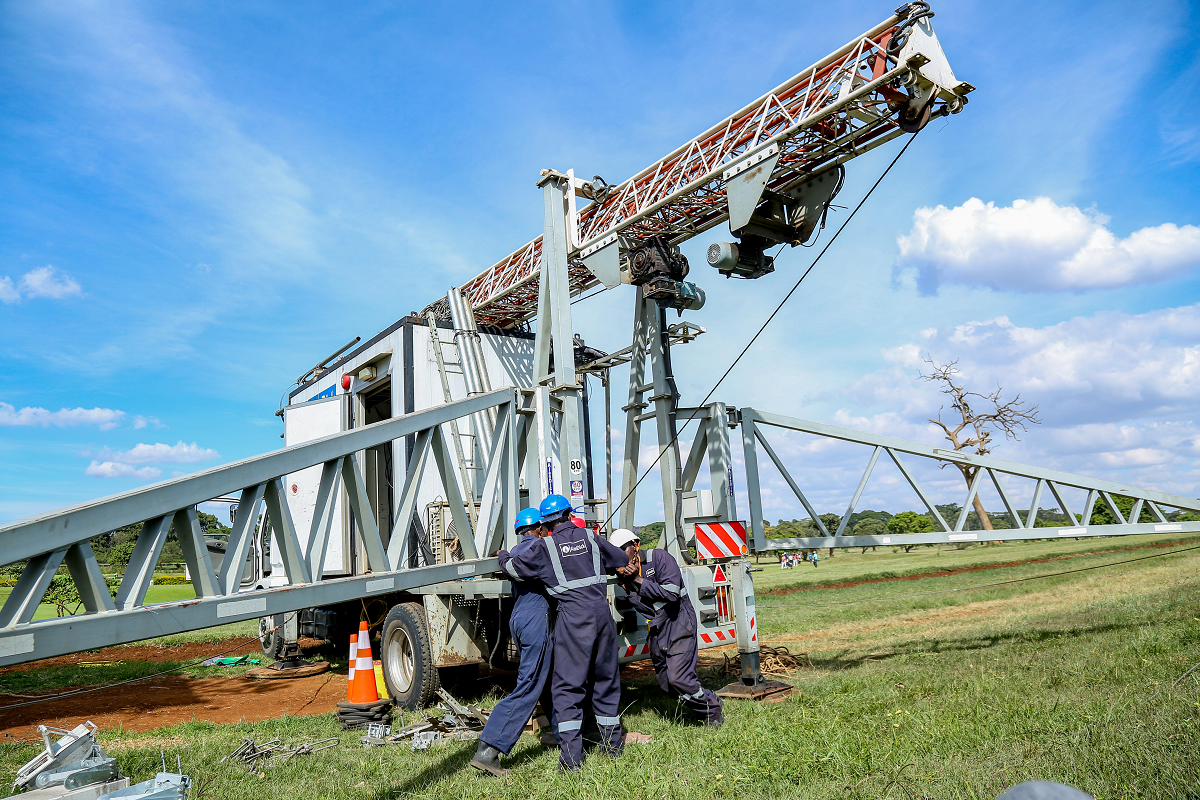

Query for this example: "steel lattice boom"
[437,7,972,329]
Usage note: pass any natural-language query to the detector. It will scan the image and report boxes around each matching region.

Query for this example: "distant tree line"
[764,498,1200,542]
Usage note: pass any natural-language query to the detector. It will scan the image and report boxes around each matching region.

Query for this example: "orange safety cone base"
[348,623,380,704]
[346,632,359,700]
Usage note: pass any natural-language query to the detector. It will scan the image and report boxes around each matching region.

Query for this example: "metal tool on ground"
[221,737,337,771]
[15,722,112,793]
[221,738,283,768]
[98,756,189,800]
[359,688,488,748]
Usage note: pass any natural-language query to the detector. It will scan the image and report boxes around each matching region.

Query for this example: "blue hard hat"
[515,508,542,532]
[539,494,572,521]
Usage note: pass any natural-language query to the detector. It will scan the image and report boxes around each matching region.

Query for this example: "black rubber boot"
[704,713,725,729]
[470,742,509,777]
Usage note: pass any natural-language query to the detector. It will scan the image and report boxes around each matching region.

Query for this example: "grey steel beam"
[64,542,116,614]
[1081,490,1099,527]
[1099,491,1126,524]
[0,389,519,565]
[1025,479,1046,529]
[987,469,1025,529]
[0,549,68,627]
[306,458,344,579]
[741,409,1200,512]
[1048,481,1080,526]
[263,477,312,585]
[835,446,881,536]
[341,454,390,573]
[475,409,514,558]
[741,415,769,552]
[0,557,500,667]
[115,515,171,611]
[172,507,218,599]
[886,448,950,532]
[388,428,433,567]
[430,424,478,560]
[954,468,985,532]
[219,486,264,596]
[752,428,828,536]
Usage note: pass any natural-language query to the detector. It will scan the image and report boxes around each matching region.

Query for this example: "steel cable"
[0,634,267,711]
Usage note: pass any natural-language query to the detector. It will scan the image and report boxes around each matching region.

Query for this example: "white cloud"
[896,198,1200,293]
[806,304,1200,515]
[20,266,82,299]
[85,461,162,480]
[0,402,125,430]
[875,307,1200,423]
[132,415,161,429]
[0,266,82,303]
[97,441,219,465]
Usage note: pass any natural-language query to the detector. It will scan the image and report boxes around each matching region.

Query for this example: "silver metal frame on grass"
[739,408,1200,552]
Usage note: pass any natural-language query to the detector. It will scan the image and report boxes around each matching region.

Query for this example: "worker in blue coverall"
[498,494,634,771]
[471,508,556,776]
[611,529,724,727]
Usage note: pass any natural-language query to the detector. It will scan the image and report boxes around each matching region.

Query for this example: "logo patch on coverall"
[560,540,589,558]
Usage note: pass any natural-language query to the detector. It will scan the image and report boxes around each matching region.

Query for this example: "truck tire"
[381,602,440,709]
[259,614,288,660]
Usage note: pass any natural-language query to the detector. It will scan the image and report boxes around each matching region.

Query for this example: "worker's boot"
[704,712,725,729]
[470,742,509,777]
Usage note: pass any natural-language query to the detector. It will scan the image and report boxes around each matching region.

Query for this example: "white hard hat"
[609,529,640,549]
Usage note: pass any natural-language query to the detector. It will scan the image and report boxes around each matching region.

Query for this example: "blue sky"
[2,0,1199,526]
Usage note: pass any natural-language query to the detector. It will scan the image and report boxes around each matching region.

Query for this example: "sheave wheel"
[381,602,440,709]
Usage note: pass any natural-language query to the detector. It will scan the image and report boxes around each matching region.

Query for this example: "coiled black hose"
[887,1,935,55]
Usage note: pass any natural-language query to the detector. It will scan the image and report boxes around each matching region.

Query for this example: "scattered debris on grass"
[199,656,259,668]
[360,688,489,750]
[221,736,338,770]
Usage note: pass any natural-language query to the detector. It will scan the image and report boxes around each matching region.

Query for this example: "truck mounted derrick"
[5,2,1199,716]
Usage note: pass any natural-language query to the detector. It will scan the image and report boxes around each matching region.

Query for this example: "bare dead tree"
[922,357,1041,530]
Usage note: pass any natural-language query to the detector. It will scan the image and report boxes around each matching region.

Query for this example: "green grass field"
[2,537,1198,799]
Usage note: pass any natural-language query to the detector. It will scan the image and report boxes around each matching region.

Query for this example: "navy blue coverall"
[624,548,723,722]
[499,520,630,769]
[480,532,555,755]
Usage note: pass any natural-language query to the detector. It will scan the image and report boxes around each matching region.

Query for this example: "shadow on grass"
[371,743,476,799]
[790,617,1154,674]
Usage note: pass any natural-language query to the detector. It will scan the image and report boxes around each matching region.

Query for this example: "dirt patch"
[0,671,346,742]
[763,539,1193,596]
[0,638,326,676]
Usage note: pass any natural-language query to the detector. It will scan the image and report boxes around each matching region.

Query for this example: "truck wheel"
[259,614,287,660]
[381,602,440,709]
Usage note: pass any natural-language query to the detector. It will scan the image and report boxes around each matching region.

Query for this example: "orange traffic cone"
[347,621,379,704]
[346,632,358,698]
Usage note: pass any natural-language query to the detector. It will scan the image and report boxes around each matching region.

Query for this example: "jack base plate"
[716,679,792,701]
[245,660,330,680]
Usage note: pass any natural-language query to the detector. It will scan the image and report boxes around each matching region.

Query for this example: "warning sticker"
[712,565,728,584]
